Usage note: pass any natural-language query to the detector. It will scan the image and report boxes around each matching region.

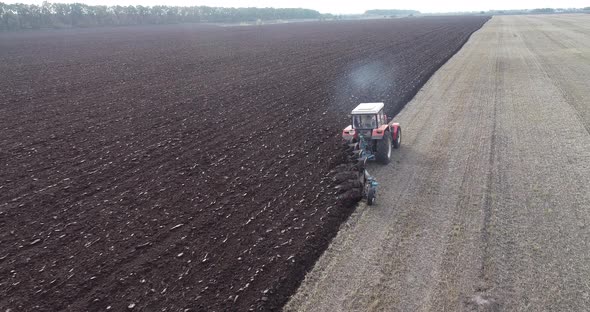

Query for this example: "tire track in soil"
[470,33,506,312]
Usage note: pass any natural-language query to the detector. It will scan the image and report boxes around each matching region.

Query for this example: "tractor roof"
[351,102,384,115]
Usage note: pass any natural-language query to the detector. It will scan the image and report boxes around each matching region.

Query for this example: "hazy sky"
[12,0,590,14]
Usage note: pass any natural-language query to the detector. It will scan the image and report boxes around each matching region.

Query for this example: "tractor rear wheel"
[393,127,401,149]
[375,133,392,165]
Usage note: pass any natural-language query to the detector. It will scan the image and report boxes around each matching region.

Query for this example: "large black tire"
[393,127,401,149]
[375,133,392,165]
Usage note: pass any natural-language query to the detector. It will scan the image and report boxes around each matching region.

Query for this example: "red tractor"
[342,102,401,164]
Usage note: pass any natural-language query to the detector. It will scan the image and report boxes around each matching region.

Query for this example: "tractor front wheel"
[375,133,392,165]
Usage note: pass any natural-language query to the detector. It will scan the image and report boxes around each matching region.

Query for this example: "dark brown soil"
[0,17,489,311]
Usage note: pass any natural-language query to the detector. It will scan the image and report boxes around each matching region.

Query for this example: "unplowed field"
[0,17,488,311]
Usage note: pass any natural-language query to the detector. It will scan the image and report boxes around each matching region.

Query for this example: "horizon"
[3,0,589,14]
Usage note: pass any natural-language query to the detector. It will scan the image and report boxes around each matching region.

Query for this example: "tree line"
[364,9,420,16]
[0,2,324,31]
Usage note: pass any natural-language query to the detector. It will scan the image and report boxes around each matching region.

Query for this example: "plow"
[341,102,402,205]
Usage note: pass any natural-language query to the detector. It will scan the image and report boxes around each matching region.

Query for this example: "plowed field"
[0,16,488,311]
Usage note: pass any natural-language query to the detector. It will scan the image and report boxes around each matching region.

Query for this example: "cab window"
[352,115,377,129]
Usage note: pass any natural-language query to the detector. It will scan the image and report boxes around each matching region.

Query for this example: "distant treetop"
[364,9,420,16]
[0,2,324,31]
[530,8,556,13]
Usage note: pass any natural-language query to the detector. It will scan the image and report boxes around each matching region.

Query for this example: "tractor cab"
[351,102,386,130]
[343,102,388,141]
